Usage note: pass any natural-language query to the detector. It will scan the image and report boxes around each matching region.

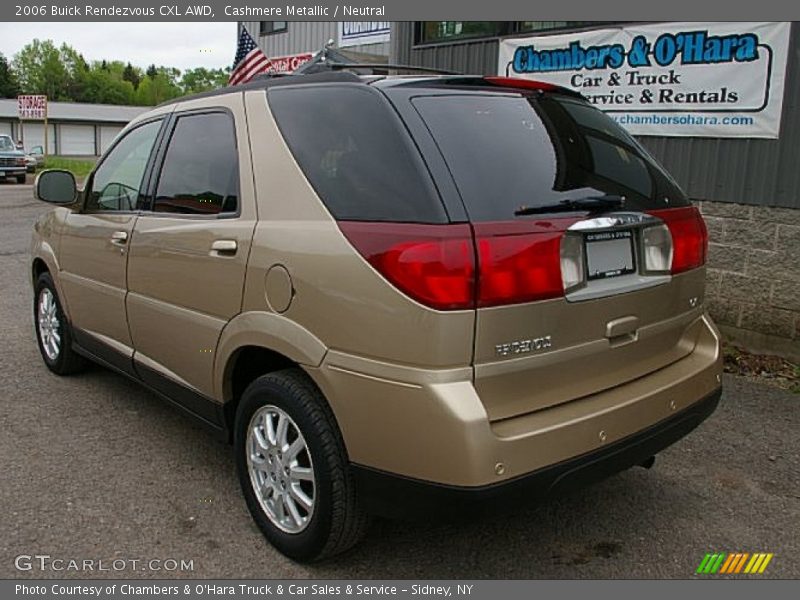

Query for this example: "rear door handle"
[110,231,128,245]
[210,240,237,255]
[605,316,639,347]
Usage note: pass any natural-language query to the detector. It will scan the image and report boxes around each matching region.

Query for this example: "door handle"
[605,316,639,347]
[110,231,128,244]
[210,240,237,255]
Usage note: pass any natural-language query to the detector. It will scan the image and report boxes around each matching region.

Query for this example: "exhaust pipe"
[638,456,656,469]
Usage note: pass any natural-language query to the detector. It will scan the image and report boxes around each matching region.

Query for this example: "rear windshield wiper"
[514,195,626,216]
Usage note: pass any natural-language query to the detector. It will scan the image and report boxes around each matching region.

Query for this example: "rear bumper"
[308,312,722,489]
[353,386,720,518]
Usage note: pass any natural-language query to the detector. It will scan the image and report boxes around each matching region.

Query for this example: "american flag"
[229,28,272,85]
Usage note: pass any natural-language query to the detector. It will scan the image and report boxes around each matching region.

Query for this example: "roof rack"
[293,42,460,76]
[250,72,292,81]
[324,63,459,75]
[156,71,364,107]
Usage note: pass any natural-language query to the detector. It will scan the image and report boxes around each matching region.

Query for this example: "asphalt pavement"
[1,183,798,579]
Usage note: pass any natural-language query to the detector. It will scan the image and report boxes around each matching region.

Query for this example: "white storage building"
[0,99,147,156]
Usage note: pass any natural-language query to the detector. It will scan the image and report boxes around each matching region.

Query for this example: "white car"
[25,145,45,173]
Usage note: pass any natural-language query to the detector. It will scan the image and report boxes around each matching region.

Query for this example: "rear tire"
[234,369,368,561]
[34,272,87,375]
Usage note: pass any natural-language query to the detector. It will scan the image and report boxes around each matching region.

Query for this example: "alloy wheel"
[246,405,316,533]
[37,288,61,361]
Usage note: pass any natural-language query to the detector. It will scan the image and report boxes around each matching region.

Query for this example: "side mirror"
[35,170,77,205]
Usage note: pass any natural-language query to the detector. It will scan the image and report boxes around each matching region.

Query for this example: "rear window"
[412,93,689,222]
[268,85,447,223]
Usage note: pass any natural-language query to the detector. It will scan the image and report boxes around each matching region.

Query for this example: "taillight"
[340,220,573,311]
[474,225,563,307]
[338,222,475,310]
[649,207,708,274]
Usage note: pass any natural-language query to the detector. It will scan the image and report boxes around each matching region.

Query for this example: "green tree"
[122,62,141,90]
[0,53,19,98]
[11,39,222,106]
[81,64,135,104]
[135,67,182,106]
[13,39,69,100]
[180,67,229,94]
[60,44,89,102]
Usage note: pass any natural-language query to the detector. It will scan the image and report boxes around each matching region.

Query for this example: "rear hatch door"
[404,85,708,421]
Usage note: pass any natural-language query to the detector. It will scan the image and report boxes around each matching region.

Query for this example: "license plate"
[585,230,635,280]
[0,171,5,177]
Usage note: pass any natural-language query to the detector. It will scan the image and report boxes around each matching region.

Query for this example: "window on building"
[417,22,507,44]
[153,112,239,215]
[517,21,607,33]
[259,21,287,35]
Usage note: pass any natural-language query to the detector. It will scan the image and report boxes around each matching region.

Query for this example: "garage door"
[0,122,11,137]
[99,125,123,154]
[60,124,96,156]
[21,123,56,154]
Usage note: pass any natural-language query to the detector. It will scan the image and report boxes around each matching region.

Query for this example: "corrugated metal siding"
[391,22,800,209]
[242,21,333,56]
[241,22,389,58]
[391,22,499,74]
[638,22,799,208]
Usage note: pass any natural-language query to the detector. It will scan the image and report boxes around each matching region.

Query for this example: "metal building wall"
[637,21,799,209]
[241,22,390,59]
[391,22,800,209]
[391,21,499,75]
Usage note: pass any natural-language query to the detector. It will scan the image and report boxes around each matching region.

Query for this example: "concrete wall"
[701,202,800,359]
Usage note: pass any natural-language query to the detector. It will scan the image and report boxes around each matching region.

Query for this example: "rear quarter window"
[268,85,447,223]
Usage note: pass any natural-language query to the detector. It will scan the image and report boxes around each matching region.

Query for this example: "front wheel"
[33,272,86,375]
[234,369,368,561]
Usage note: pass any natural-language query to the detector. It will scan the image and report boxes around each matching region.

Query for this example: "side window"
[86,120,161,212]
[268,86,446,223]
[153,112,239,215]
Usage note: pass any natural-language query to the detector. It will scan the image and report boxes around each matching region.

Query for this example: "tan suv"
[30,71,722,561]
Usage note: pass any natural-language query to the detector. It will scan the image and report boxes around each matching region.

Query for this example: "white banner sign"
[498,22,791,138]
[338,21,391,47]
[17,94,47,120]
